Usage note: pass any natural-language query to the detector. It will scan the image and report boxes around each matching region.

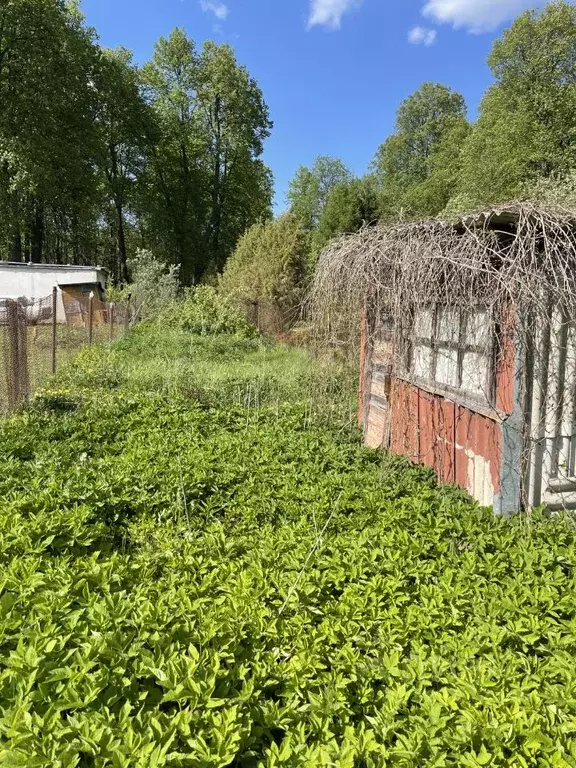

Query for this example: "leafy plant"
[158,286,257,338]
[1,323,576,766]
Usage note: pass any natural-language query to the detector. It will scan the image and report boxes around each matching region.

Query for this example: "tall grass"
[53,323,359,432]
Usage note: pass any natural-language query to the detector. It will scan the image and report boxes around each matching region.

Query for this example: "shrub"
[109,249,180,325]
[158,286,257,337]
[220,213,308,333]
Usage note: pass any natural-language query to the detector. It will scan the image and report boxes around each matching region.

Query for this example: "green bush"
[220,214,308,333]
[158,286,257,337]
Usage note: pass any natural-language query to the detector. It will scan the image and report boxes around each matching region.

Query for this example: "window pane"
[437,308,460,343]
[413,344,432,378]
[414,308,434,339]
[466,310,490,348]
[436,346,459,388]
[461,352,489,398]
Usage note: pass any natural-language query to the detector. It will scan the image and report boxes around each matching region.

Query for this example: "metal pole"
[51,287,57,374]
[124,296,130,336]
[18,304,28,403]
[88,291,94,345]
[109,302,115,342]
[6,300,19,409]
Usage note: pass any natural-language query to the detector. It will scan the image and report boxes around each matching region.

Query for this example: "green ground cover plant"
[1,326,576,766]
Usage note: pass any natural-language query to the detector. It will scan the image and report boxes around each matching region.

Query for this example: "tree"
[196,41,273,272]
[220,213,308,332]
[373,82,468,218]
[137,29,208,283]
[457,1,576,206]
[287,156,352,232]
[137,31,272,284]
[0,0,102,263]
[312,176,380,256]
[405,119,471,216]
[95,48,152,284]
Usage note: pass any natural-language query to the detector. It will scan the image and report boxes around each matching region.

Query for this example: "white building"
[0,262,107,323]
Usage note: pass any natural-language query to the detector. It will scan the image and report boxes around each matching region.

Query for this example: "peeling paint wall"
[387,380,503,507]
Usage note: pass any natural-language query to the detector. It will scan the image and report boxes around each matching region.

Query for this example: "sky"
[80,0,553,212]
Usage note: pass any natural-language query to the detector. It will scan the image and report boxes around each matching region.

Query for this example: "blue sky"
[81,0,550,212]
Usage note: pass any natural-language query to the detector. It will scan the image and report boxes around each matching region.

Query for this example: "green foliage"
[137,30,273,283]
[525,170,576,210]
[312,176,380,256]
[96,47,153,284]
[158,286,257,337]
[1,325,576,764]
[0,14,272,284]
[112,249,180,325]
[0,0,102,263]
[287,156,352,232]
[220,214,308,331]
[456,1,576,207]
[373,83,469,219]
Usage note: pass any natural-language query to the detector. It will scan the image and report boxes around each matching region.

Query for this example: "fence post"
[123,296,130,336]
[6,300,19,409]
[17,304,28,403]
[88,291,94,345]
[52,286,57,374]
[109,302,115,342]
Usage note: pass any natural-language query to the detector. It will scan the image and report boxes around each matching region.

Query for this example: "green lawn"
[1,325,576,766]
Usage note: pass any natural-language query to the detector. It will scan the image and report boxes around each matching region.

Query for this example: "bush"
[158,286,257,337]
[109,249,180,325]
[220,213,308,333]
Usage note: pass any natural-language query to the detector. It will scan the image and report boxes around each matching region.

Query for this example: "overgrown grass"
[55,323,358,428]
[2,326,576,766]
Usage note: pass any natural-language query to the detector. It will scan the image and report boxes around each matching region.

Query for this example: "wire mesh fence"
[0,290,129,414]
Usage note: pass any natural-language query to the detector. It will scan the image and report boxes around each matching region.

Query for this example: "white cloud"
[200,0,229,21]
[308,0,360,29]
[408,26,437,45]
[422,0,539,33]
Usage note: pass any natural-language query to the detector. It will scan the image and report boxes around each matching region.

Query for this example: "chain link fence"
[0,290,129,414]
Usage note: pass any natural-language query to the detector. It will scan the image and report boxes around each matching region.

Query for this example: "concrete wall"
[0,264,106,323]
[0,264,105,299]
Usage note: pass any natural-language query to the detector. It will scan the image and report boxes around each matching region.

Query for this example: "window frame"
[399,304,497,412]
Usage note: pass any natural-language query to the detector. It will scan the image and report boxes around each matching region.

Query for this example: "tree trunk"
[10,231,22,261]
[30,203,44,263]
[209,95,223,271]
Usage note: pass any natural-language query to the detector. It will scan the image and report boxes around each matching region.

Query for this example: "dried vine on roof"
[309,202,576,352]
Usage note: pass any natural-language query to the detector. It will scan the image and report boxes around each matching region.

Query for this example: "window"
[406,305,494,406]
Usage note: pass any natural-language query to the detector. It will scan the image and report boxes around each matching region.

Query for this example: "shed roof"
[310,201,576,341]
[0,262,105,273]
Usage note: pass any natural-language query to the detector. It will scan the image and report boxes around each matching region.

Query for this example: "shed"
[312,204,576,514]
[0,262,107,324]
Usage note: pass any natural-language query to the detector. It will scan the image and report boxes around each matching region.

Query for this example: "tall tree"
[312,175,380,256]
[196,42,273,272]
[96,47,151,284]
[287,156,352,232]
[138,30,272,284]
[457,1,576,206]
[373,82,468,219]
[138,29,207,283]
[0,0,101,263]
